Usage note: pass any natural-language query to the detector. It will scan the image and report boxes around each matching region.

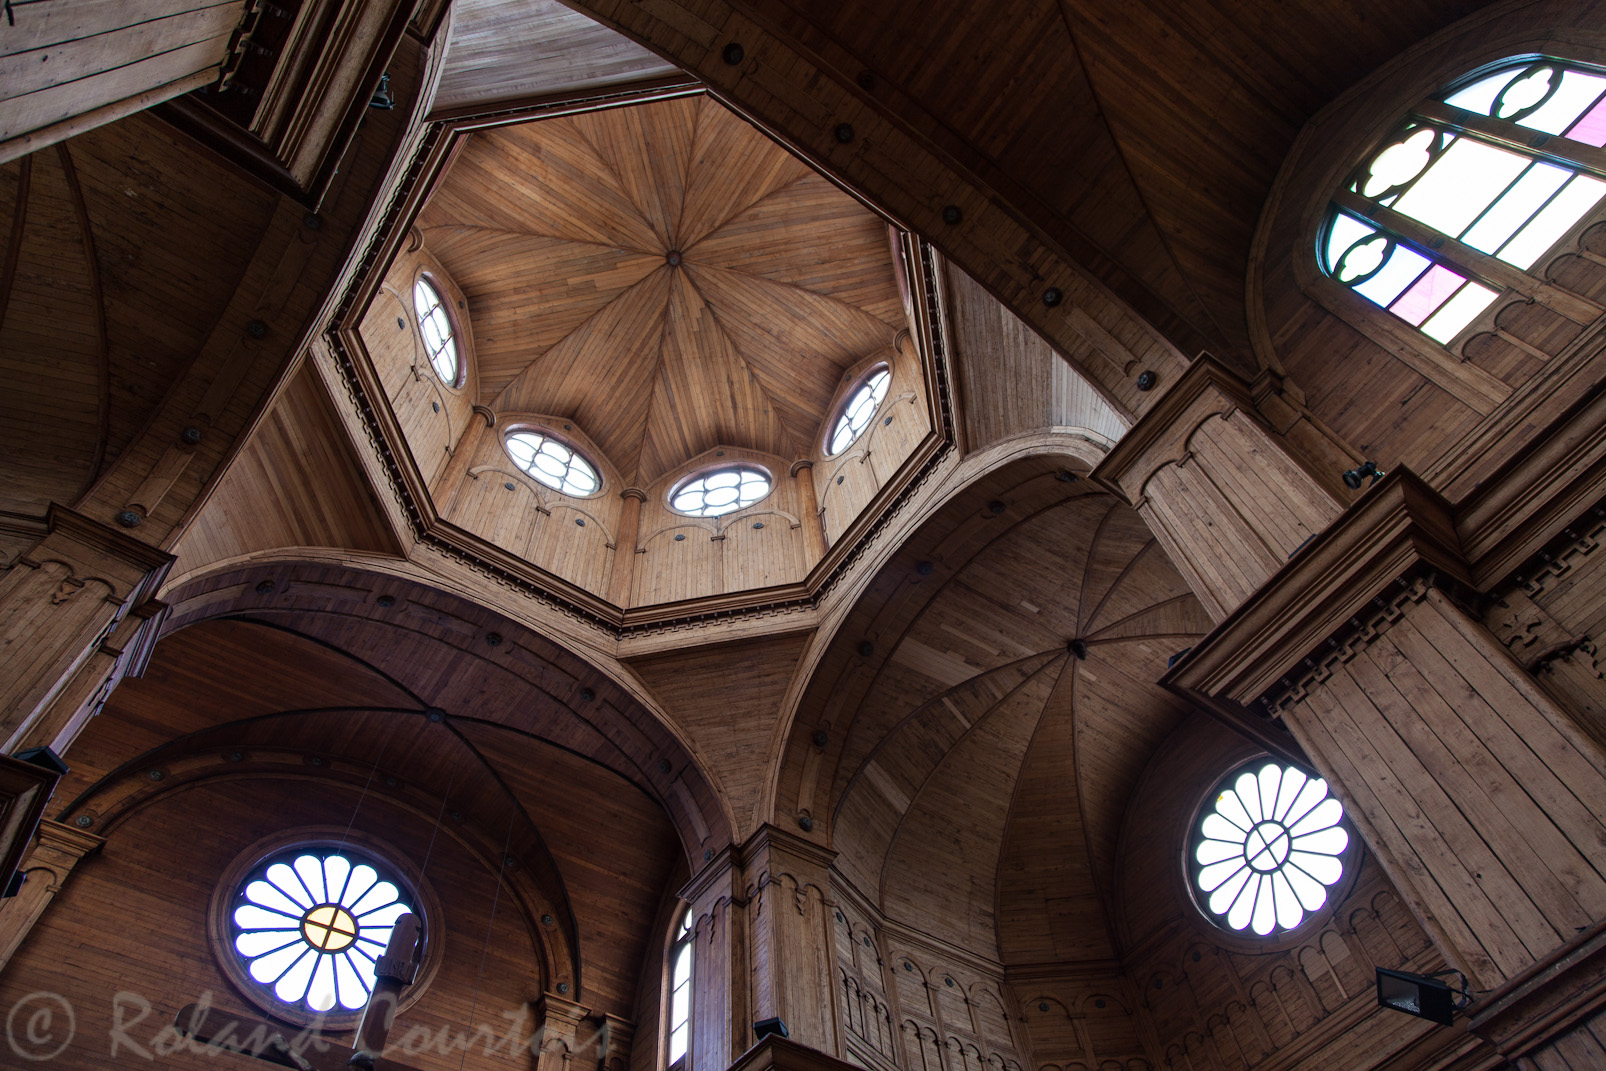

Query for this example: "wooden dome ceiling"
[419,94,909,488]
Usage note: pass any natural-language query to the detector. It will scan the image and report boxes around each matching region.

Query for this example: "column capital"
[1092,354,1264,502]
[1166,469,1464,711]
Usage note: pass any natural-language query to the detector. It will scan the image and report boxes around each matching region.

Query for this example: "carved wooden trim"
[1166,470,1467,709]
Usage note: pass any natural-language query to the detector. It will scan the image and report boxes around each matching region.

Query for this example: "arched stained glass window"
[828,366,891,455]
[413,276,462,387]
[229,847,417,1016]
[1191,761,1349,937]
[670,466,771,517]
[1324,58,1606,347]
[668,907,693,1068]
[506,430,602,497]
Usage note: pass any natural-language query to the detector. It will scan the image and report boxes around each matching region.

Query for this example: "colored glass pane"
[1389,264,1467,325]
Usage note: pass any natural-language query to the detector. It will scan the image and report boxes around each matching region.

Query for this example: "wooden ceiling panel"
[688,174,904,327]
[675,102,814,249]
[494,266,672,472]
[423,122,661,252]
[436,0,680,113]
[637,271,792,481]
[568,95,699,249]
[0,149,103,517]
[423,228,661,398]
[423,94,906,486]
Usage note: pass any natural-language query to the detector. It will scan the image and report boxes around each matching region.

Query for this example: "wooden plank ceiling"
[780,460,1215,964]
[433,0,680,113]
[420,94,906,488]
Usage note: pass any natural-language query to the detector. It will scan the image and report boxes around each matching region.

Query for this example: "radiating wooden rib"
[493,266,673,481]
[567,95,699,249]
[676,99,814,248]
[636,271,792,483]
[0,155,30,336]
[56,144,109,495]
[1332,187,1603,324]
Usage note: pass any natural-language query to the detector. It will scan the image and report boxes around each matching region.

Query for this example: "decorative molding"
[1165,470,1467,711]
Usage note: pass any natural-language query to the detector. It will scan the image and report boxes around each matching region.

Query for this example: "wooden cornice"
[43,504,177,578]
[726,1036,862,1071]
[1091,354,1260,502]
[1164,470,1466,709]
[1456,374,1606,588]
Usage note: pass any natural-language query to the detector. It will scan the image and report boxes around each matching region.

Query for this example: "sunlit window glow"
[1324,58,1606,348]
[828,367,891,455]
[671,466,771,517]
[1193,762,1349,937]
[506,431,601,497]
[413,277,461,386]
[231,850,415,1014]
[668,907,693,1066]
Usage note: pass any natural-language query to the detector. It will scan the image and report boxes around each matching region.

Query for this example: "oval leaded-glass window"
[828,366,891,455]
[670,465,771,517]
[1191,761,1349,936]
[413,276,462,387]
[230,847,416,1016]
[1323,57,1606,347]
[505,430,602,497]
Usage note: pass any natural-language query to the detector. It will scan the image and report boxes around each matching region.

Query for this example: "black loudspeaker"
[753,1018,790,1042]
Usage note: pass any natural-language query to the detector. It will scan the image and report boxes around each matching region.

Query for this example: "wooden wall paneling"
[947,269,1129,454]
[168,364,403,581]
[0,777,546,1071]
[626,632,809,837]
[0,0,245,161]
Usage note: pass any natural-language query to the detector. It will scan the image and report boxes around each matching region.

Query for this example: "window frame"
[667,463,774,518]
[503,425,606,499]
[1182,758,1362,948]
[824,363,893,457]
[412,271,467,392]
[666,905,694,1071]
[1311,54,1606,411]
[208,829,442,1029]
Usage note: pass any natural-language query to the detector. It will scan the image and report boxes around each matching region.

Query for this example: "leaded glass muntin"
[213,835,431,1029]
[1185,758,1359,943]
[827,364,892,456]
[669,464,773,517]
[504,427,604,498]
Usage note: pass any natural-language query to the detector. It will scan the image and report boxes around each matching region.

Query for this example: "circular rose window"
[1191,761,1351,936]
[222,844,419,1021]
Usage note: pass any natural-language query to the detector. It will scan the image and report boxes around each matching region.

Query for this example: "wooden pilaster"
[0,819,104,974]
[0,505,172,752]
[1093,356,1346,623]
[1168,471,1606,1057]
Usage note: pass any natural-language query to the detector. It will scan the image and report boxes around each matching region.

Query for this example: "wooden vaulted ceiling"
[420,94,906,488]
[780,459,1214,963]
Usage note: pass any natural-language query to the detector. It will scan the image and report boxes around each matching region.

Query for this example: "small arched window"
[670,465,771,517]
[505,429,602,497]
[667,907,693,1069]
[1324,58,1606,348]
[827,366,891,455]
[1190,761,1349,937]
[413,276,462,387]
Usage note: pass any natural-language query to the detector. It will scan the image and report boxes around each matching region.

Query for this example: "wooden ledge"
[1164,470,1466,708]
[727,1035,862,1071]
